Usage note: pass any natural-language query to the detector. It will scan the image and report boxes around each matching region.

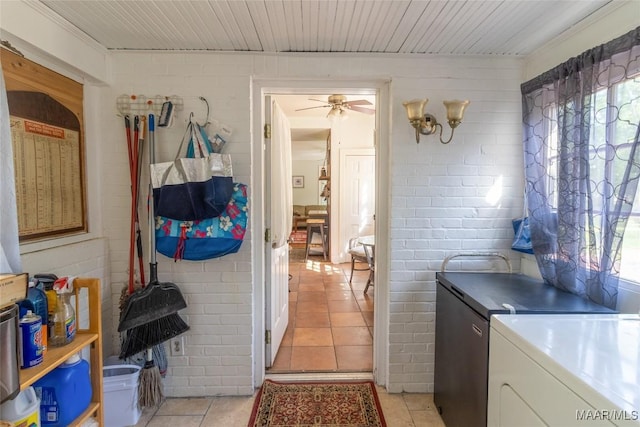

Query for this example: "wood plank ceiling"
[40,0,614,56]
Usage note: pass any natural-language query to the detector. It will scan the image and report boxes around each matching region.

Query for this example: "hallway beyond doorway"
[267,249,374,373]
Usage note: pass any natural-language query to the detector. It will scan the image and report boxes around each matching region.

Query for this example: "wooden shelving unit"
[18,277,104,426]
[320,133,331,254]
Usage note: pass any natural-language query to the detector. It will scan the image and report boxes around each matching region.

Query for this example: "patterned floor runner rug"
[248,380,387,427]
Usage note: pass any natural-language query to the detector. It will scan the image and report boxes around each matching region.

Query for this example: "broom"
[131,113,188,407]
[117,115,169,379]
[118,114,189,358]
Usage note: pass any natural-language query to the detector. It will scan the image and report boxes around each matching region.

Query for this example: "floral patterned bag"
[155,182,248,261]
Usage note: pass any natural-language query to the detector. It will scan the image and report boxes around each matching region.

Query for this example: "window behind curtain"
[540,64,640,285]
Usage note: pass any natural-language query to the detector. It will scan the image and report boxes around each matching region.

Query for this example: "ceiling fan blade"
[295,105,331,111]
[345,99,372,107]
[349,105,375,114]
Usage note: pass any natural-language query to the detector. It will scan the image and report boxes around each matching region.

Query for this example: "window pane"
[617,76,640,283]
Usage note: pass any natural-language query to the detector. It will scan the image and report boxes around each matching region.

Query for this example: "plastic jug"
[33,353,92,426]
[26,281,48,327]
[26,281,48,353]
[34,274,58,329]
[0,386,40,427]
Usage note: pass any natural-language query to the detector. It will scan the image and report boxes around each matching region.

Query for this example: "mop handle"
[148,114,158,275]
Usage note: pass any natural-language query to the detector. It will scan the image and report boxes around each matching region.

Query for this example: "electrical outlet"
[170,337,184,356]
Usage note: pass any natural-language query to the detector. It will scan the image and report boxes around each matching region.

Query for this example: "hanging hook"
[196,96,210,126]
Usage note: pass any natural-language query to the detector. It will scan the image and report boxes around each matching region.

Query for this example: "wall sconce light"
[403,98,470,144]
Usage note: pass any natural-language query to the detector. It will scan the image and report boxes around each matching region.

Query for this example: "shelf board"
[19,332,99,389]
[319,176,330,180]
[69,401,101,427]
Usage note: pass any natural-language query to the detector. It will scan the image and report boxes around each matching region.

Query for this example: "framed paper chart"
[2,48,87,241]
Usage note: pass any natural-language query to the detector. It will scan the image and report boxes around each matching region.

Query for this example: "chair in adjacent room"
[362,242,375,294]
[348,237,369,284]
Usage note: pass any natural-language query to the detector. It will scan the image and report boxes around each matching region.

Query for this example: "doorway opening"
[268,92,377,374]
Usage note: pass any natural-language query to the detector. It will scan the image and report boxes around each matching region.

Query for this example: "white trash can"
[103,365,141,427]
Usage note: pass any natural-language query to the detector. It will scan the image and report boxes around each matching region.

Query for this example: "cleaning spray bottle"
[49,277,76,347]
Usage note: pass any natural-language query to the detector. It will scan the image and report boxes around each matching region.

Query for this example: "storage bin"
[103,365,141,427]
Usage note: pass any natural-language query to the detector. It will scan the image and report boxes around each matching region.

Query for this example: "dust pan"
[118,273,187,332]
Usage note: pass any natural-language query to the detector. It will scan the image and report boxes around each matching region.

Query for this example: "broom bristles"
[119,313,189,359]
[138,359,163,408]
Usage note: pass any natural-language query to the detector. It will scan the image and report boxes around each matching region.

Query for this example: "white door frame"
[251,78,391,388]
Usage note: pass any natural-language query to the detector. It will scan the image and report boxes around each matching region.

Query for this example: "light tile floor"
[269,250,374,372]
[134,387,445,427]
[134,248,446,426]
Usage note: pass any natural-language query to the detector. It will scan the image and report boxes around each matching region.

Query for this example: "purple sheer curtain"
[521,27,640,309]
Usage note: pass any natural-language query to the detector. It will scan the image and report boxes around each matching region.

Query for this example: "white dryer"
[488,314,640,427]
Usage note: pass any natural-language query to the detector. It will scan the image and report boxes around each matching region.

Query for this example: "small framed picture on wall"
[292,176,305,188]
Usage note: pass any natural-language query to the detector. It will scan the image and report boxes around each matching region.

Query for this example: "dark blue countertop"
[435,272,616,320]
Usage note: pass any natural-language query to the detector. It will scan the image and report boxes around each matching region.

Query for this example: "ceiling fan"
[295,94,375,118]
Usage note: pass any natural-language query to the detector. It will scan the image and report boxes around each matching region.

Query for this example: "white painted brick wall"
[3,42,524,397]
[99,52,524,396]
[104,52,257,396]
[8,0,635,400]
[384,58,524,393]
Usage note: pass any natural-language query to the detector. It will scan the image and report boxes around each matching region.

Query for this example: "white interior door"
[340,149,375,261]
[264,97,291,367]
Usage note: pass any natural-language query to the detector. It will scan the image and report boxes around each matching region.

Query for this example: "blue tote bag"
[151,122,233,221]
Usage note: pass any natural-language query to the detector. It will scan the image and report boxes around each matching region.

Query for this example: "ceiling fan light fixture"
[328,94,347,105]
[327,106,348,122]
[328,107,340,118]
[296,94,375,117]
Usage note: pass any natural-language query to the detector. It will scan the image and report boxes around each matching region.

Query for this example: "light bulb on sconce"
[403,98,469,144]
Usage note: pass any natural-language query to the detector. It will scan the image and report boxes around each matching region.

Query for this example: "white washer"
[488,314,640,426]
